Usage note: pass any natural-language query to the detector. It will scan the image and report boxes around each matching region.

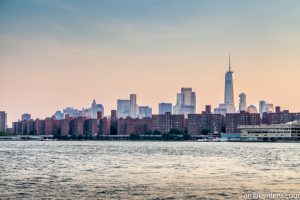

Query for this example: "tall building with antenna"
[224,55,235,109]
[214,55,237,115]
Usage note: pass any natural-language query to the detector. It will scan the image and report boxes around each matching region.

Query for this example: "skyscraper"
[259,100,274,117]
[117,99,131,118]
[224,55,236,113]
[239,93,247,112]
[0,111,7,133]
[191,91,196,112]
[63,107,79,118]
[214,55,236,115]
[173,93,182,114]
[259,100,266,117]
[173,88,196,117]
[138,106,152,118]
[159,103,172,114]
[265,103,274,113]
[21,113,31,121]
[117,94,138,119]
[90,99,104,119]
[130,94,138,118]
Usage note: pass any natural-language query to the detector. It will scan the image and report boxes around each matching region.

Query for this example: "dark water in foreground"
[0,141,299,199]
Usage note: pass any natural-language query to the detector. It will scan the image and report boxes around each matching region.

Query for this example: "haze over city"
[1,0,300,125]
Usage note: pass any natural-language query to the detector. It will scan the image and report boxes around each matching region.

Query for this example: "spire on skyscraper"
[229,53,231,72]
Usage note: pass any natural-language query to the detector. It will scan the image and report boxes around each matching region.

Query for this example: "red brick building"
[117,117,152,135]
[187,113,223,135]
[152,112,185,133]
[225,111,260,133]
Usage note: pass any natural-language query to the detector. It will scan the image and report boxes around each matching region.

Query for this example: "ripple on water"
[0,141,299,199]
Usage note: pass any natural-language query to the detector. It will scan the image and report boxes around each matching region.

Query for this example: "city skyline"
[1,0,300,125]
[1,54,299,126]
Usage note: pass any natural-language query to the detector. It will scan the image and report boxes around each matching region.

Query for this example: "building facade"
[138,106,152,118]
[130,94,138,118]
[117,117,152,135]
[21,113,31,121]
[159,103,172,115]
[0,111,7,133]
[215,56,236,115]
[225,111,260,133]
[152,112,185,133]
[262,110,296,125]
[173,88,196,118]
[187,113,223,135]
[117,99,131,119]
[240,120,300,141]
[238,93,247,112]
[90,99,104,119]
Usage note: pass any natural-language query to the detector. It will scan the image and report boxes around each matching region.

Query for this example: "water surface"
[0,141,299,199]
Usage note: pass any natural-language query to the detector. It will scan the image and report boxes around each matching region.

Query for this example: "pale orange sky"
[1,0,300,126]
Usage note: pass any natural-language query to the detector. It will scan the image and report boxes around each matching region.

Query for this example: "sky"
[1,0,300,126]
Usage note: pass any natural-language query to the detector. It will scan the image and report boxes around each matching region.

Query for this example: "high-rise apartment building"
[84,119,98,135]
[152,112,185,133]
[225,111,260,133]
[117,117,152,135]
[70,117,84,135]
[35,119,45,135]
[45,117,54,135]
[187,113,223,135]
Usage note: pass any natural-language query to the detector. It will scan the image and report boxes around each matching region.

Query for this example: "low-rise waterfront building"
[239,120,300,141]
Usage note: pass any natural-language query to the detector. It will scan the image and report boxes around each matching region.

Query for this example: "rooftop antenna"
[229,53,231,72]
